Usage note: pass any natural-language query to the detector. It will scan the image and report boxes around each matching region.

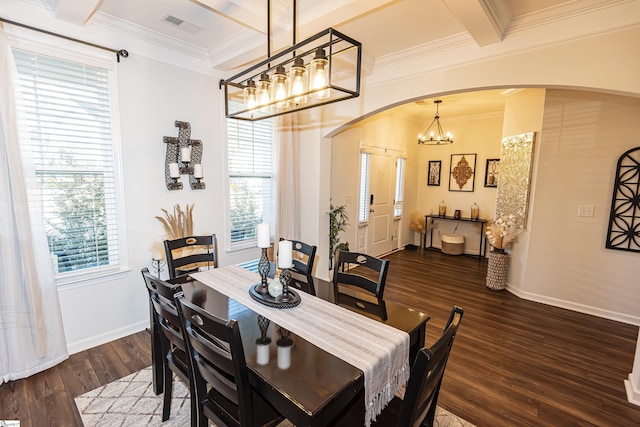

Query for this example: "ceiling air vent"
[160,14,202,33]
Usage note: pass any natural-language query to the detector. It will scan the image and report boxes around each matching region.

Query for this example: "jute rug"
[75,367,475,427]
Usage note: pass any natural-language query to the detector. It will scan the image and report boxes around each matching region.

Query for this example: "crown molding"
[89,12,209,62]
[371,0,639,83]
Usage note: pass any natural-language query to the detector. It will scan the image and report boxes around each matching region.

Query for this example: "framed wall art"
[449,153,476,192]
[428,160,441,186]
[484,158,500,187]
[496,132,536,228]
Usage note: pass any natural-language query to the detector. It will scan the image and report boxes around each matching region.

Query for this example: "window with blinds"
[13,49,121,278]
[226,115,274,248]
[358,152,371,223]
[394,157,405,218]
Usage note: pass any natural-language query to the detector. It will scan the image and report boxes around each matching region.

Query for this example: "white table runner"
[192,266,409,427]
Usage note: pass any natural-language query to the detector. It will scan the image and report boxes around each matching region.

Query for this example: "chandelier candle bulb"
[272,66,288,108]
[278,240,293,268]
[180,146,191,163]
[288,57,308,105]
[310,48,330,99]
[257,223,271,248]
[169,162,180,178]
[257,73,272,110]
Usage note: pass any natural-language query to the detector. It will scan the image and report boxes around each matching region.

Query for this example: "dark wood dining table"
[150,267,429,426]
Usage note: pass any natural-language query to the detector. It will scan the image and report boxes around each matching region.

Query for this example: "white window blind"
[394,157,405,218]
[358,152,371,223]
[227,115,274,248]
[13,49,121,278]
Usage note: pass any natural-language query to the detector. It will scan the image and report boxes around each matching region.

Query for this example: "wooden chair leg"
[162,369,172,421]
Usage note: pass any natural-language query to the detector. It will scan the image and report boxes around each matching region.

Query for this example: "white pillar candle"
[193,164,203,179]
[277,344,291,369]
[257,223,270,248]
[180,146,191,163]
[278,240,293,268]
[256,343,270,365]
[169,162,180,178]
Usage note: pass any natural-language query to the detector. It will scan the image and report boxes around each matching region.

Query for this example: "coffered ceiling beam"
[46,0,102,25]
[442,0,512,46]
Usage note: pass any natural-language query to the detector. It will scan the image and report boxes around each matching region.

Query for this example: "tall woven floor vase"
[486,250,509,290]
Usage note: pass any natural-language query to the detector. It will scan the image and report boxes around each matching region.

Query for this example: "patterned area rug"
[75,367,475,427]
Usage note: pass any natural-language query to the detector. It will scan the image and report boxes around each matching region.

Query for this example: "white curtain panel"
[274,113,300,244]
[0,25,68,384]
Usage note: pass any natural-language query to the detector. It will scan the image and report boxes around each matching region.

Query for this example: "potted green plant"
[328,201,349,270]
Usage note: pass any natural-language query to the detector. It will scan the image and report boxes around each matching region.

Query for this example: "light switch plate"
[578,205,594,217]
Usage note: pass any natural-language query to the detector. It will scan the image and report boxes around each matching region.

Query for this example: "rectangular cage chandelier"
[220,26,362,121]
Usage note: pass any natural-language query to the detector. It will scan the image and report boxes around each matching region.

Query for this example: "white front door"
[366,153,395,256]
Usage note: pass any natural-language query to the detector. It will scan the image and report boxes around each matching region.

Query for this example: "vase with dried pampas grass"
[151,203,195,261]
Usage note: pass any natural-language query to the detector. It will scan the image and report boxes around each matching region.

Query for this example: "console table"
[424,214,487,260]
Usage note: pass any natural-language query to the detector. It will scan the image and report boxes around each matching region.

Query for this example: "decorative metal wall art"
[495,132,536,229]
[163,121,205,191]
[449,154,476,192]
[485,158,500,187]
[606,147,640,252]
[428,160,441,186]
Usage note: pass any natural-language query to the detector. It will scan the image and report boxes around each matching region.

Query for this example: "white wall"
[57,54,264,352]
[330,110,418,267]
[417,111,504,253]
[317,26,640,326]
[499,89,546,293]
[5,0,640,354]
[520,90,640,324]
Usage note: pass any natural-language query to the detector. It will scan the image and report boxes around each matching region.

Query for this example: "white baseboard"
[506,284,640,326]
[66,319,149,355]
[626,374,640,406]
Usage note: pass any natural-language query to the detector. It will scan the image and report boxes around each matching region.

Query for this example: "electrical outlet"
[578,205,594,217]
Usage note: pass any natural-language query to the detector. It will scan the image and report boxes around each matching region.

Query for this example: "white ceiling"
[47,0,582,72]
[35,0,610,120]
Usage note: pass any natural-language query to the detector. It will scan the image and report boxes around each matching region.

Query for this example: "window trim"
[394,156,406,220]
[358,149,372,225]
[223,110,275,252]
[10,36,129,286]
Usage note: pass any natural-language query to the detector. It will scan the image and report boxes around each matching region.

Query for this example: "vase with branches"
[151,203,195,261]
[329,201,349,270]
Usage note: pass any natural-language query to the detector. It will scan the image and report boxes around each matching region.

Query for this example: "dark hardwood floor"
[1,249,639,426]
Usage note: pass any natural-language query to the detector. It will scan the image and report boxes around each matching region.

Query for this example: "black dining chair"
[280,238,317,295]
[174,292,284,427]
[332,250,389,320]
[372,306,464,427]
[164,234,218,279]
[141,268,195,425]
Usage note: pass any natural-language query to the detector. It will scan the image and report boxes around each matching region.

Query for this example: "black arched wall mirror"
[606,147,640,252]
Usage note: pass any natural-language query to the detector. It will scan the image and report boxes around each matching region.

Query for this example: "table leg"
[478,224,483,260]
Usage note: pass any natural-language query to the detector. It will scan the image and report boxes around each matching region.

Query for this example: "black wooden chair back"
[371,306,464,427]
[164,234,218,279]
[175,293,282,427]
[398,306,464,426]
[141,268,193,423]
[281,238,317,295]
[332,250,389,320]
